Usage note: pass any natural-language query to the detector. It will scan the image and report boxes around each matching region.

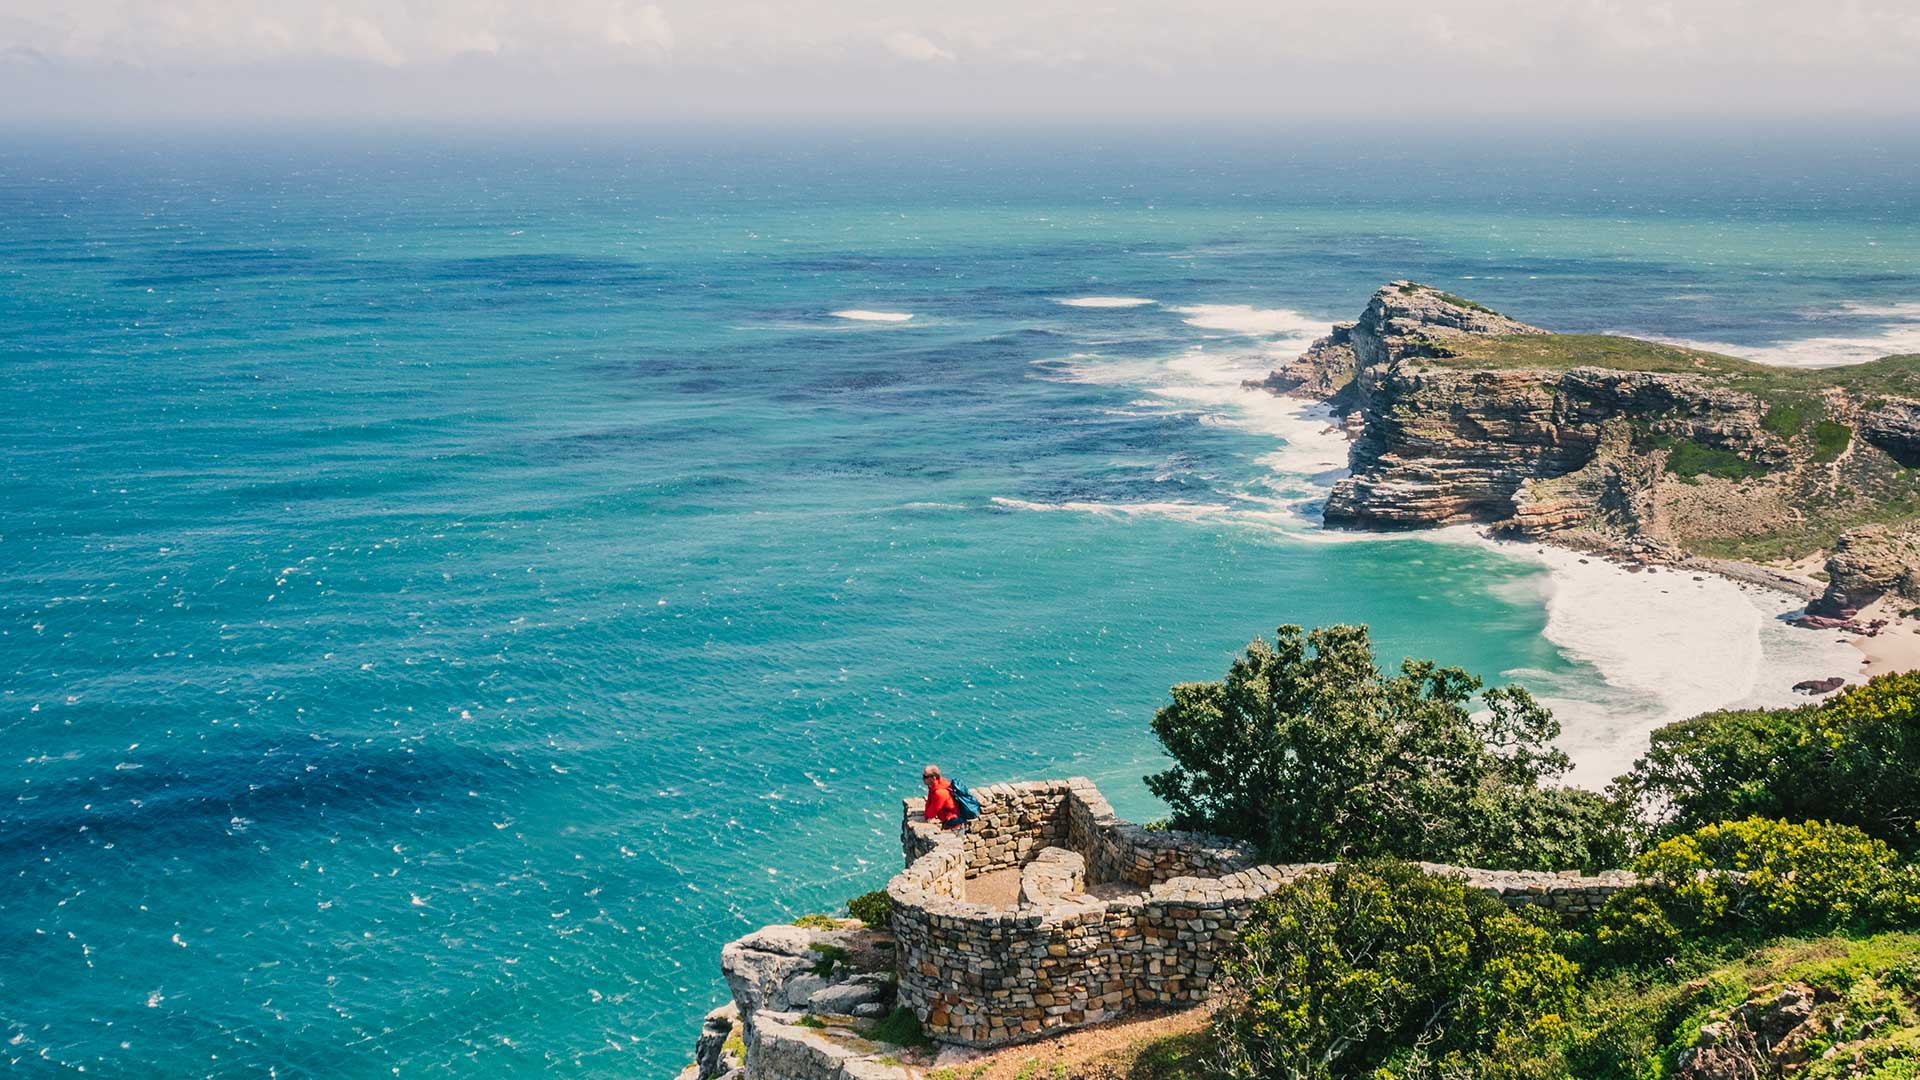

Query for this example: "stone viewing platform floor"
[963,867,1021,908]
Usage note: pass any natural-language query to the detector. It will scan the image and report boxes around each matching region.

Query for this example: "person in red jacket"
[921,765,964,832]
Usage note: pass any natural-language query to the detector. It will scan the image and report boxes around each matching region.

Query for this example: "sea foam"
[831,310,914,322]
[1056,297,1157,308]
[1458,536,1861,788]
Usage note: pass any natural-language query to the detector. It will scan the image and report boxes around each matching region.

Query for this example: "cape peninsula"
[1254,282,1920,642]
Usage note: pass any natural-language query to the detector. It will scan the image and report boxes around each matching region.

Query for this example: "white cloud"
[884,30,953,63]
[1,0,1916,120]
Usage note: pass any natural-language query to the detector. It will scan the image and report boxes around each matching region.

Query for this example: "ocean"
[3,128,1916,1076]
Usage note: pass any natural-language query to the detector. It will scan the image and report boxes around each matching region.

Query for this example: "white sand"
[1468,539,1864,788]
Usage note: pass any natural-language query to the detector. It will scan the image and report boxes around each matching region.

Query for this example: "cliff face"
[1265,283,1920,603]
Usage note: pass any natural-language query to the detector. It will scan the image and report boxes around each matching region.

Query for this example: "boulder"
[1812,523,1920,616]
[1862,398,1920,466]
[693,1003,739,1080]
[806,975,891,1016]
[1792,676,1847,695]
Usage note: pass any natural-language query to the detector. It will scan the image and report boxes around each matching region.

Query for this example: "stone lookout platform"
[888,777,1633,1047]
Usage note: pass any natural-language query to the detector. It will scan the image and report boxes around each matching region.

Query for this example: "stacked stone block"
[887,777,1636,1048]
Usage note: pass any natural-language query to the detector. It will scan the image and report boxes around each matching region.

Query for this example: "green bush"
[1212,861,1578,1080]
[807,942,848,976]
[1617,672,1920,853]
[1576,889,1685,968]
[866,1007,931,1048]
[846,889,892,929]
[1762,398,1815,437]
[1658,436,1769,481]
[791,913,840,930]
[1812,419,1854,462]
[1635,818,1911,933]
[1146,624,1614,870]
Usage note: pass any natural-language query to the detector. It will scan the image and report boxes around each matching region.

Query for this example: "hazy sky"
[5,0,1919,125]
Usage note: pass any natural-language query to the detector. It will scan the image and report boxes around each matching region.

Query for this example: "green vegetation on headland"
[1425,334,1920,401]
[1142,625,1920,1079]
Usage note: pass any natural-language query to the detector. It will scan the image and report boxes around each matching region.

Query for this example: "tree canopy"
[1145,623,1622,871]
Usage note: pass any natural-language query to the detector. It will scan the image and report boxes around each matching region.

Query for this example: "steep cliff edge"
[1261,282,1920,611]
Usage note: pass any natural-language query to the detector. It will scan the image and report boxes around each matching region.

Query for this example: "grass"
[796,1014,827,1030]
[723,1033,746,1060]
[807,942,849,976]
[1764,397,1818,437]
[1814,419,1855,463]
[791,913,840,930]
[867,1007,933,1048]
[1657,435,1770,482]
[1423,337,1920,403]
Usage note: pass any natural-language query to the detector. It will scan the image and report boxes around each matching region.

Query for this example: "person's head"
[921,765,941,789]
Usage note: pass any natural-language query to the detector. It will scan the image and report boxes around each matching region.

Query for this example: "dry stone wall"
[888,777,1635,1048]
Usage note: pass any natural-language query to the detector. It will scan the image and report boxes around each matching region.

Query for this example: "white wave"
[831,310,914,323]
[1459,537,1861,788]
[1826,300,1920,319]
[1173,304,1327,341]
[990,496,1231,522]
[1646,300,1920,368]
[1057,296,1157,309]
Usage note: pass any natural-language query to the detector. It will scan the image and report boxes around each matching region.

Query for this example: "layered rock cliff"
[1259,282,1920,609]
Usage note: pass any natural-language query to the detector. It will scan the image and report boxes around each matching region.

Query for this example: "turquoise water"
[4,130,1919,1076]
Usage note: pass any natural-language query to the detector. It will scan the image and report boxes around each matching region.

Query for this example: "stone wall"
[887,777,1636,1048]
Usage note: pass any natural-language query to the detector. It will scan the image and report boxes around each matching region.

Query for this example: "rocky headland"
[1253,282,1920,659]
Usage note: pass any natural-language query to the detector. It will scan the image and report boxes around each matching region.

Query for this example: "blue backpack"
[947,779,981,823]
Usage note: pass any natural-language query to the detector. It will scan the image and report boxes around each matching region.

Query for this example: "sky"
[3,0,1919,125]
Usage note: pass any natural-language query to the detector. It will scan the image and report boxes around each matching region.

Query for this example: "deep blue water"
[3,130,1918,1076]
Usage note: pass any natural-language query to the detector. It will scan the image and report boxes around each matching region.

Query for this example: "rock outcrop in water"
[1259,282,1920,600]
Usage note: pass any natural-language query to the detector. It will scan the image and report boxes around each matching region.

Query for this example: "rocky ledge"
[1256,281,1920,616]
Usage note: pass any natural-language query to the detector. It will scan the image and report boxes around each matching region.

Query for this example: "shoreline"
[1267,388,1915,688]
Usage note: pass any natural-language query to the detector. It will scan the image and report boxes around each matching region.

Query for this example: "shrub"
[1635,818,1907,933]
[1762,398,1815,437]
[791,913,840,930]
[1212,861,1578,1080]
[867,1007,931,1048]
[1658,436,1769,481]
[1146,624,1612,870]
[1575,889,1686,968]
[846,889,892,929]
[1617,672,1920,852]
[807,942,848,976]
[1811,419,1853,462]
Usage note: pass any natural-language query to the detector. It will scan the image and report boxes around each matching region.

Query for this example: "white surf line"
[831,310,914,322]
[1443,531,1862,789]
[1056,297,1157,308]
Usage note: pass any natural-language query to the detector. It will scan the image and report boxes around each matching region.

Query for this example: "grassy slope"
[1555,932,1920,1080]
[1431,334,1920,401]
[1097,934,1920,1080]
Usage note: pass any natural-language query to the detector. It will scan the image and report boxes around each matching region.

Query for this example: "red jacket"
[923,778,960,827]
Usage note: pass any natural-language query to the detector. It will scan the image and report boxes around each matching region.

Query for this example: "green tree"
[1213,861,1578,1080]
[1615,671,1920,852]
[1145,624,1615,869]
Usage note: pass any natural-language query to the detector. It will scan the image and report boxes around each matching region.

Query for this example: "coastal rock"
[1322,351,1777,532]
[1252,322,1359,404]
[696,1003,742,1080]
[1676,984,1826,1080]
[721,926,840,1025]
[1249,281,1920,574]
[806,976,892,1017]
[1862,398,1920,466]
[1811,523,1920,616]
[1792,676,1846,695]
[1345,280,1547,369]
